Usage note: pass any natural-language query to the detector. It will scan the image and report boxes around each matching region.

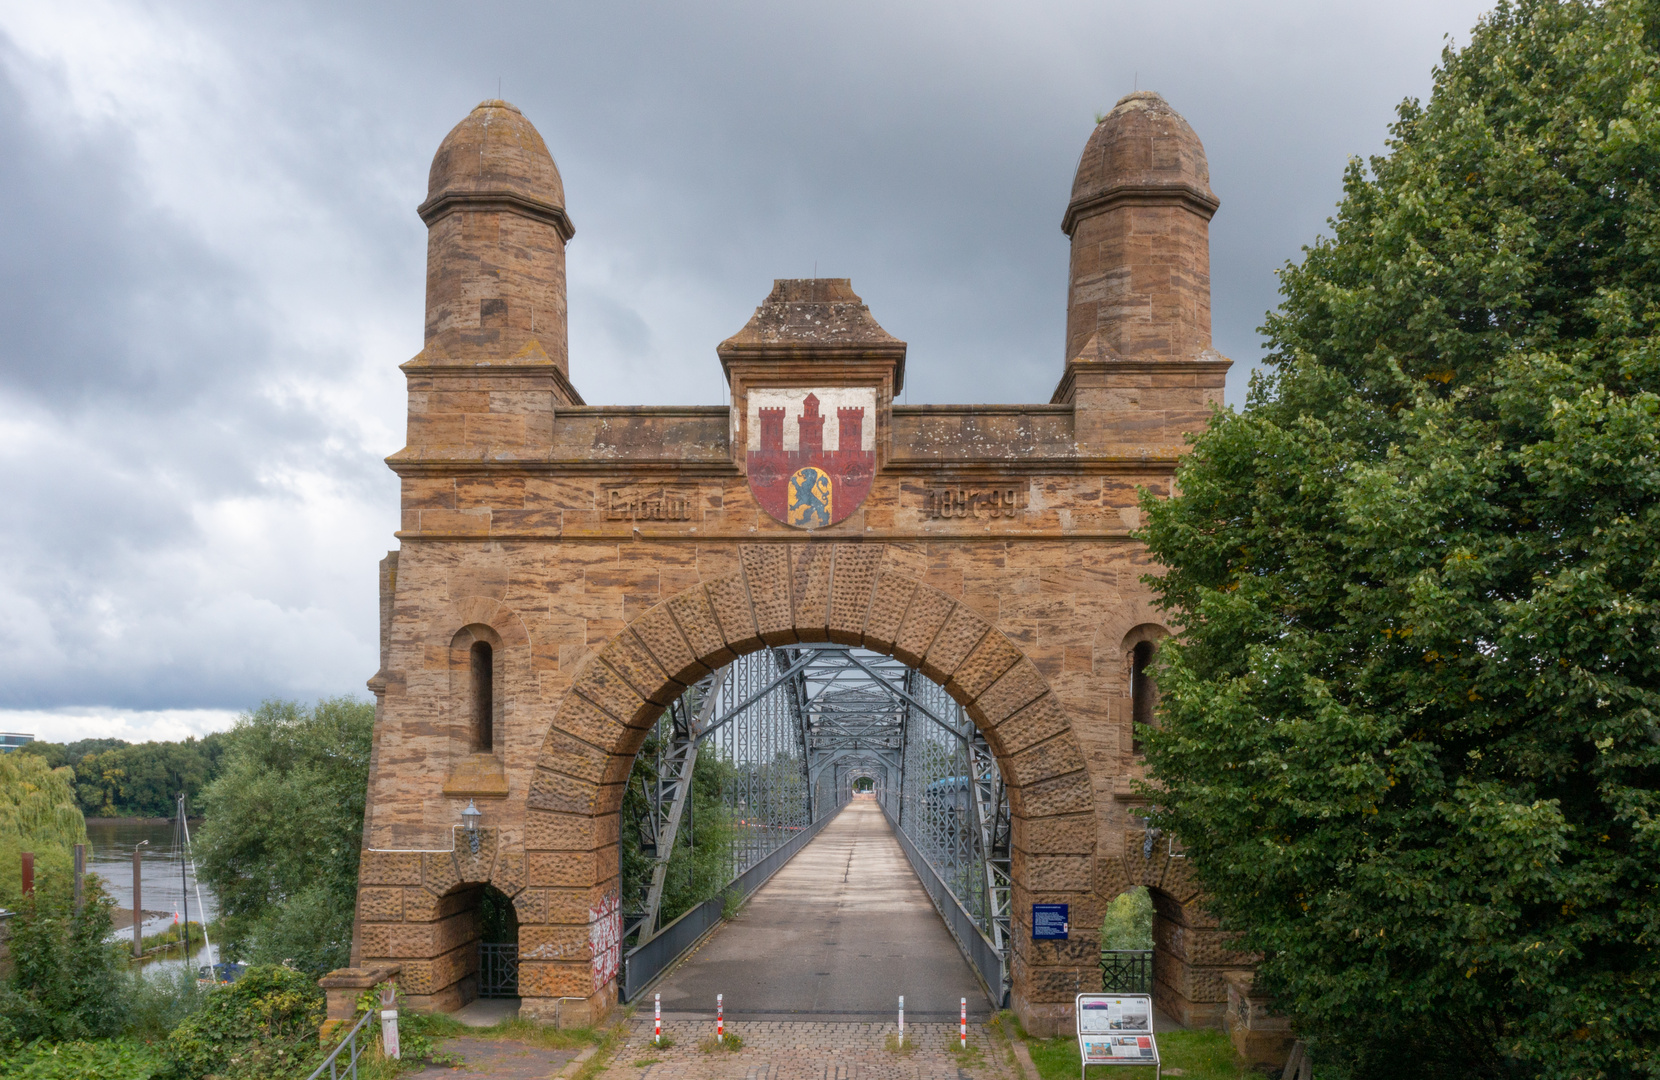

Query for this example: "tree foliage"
[194,698,374,975]
[1100,886,1154,951]
[0,878,127,1047]
[160,965,323,1080]
[20,735,227,819]
[620,728,739,930]
[1138,2,1660,1076]
[0,753,87,910]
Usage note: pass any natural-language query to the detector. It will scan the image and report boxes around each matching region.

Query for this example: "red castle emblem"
[746,391,875,529]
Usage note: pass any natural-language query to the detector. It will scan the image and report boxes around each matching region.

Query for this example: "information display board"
[1076,993,1159,1077]
[1033,903,1070,940]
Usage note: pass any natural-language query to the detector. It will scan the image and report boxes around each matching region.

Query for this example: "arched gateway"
[344,92,1251,1036]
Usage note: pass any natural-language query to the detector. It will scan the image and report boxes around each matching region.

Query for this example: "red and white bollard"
[717,993,724,1043]
[960,997,967,1049]
[654,993,662,1045]
[898,995,905,1045]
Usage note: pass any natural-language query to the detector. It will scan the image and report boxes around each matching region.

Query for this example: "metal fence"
[305,1008,377,1080]
[621,791,844,1001]
[884,799,1007,1007]
[1100,949,1154,994]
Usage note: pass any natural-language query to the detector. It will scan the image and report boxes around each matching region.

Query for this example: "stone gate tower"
[348,92,1245,1034]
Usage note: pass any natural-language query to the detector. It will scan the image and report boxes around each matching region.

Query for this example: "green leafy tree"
[22,735,227,818]
[1099,887,1154,951]
[195,698,373,975]
[1138,2,1660,1077]
[0,877,127,1047]
[0,753,87,910]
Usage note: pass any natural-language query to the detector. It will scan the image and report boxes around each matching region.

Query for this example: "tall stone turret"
[1053,92,1228,456]
[420,99,574,371]
[400,100,582,458]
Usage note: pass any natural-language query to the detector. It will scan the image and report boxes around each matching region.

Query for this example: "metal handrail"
[306,1006,377,1080]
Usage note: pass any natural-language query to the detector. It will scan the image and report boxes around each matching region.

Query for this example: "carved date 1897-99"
[926,486,1026,519]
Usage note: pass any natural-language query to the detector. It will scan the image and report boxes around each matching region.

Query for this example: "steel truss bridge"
[619,643,1012,1005]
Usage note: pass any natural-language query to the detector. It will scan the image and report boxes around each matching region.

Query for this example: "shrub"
[0,1038,170,1080]
[162,965,324,1080]
[0,877,127,1047]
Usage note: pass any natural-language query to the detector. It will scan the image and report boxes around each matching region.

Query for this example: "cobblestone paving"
[601,1019,1012,1080]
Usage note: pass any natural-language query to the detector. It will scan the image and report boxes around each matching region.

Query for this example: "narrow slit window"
[1130,640,1156,754]
[471,641,494,752]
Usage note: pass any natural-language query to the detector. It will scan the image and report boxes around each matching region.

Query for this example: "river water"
[85,819,220,971]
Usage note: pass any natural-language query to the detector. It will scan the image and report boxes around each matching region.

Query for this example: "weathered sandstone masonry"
[348,92,1250,1036]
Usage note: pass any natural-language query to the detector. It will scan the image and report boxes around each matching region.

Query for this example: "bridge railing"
[305,1006,377,1080]
[882,799,1007,1008]
[621,790,848,1002]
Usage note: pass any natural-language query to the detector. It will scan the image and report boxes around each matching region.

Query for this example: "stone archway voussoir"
[597,631,683,708]
[891,588,955,669]
[917,604,993,687]
[861,571,918,653]
[666,587,736,669]
[827,543,885,642]
[788,544,834,642]
[740,546,796,645]
[705,575,763,653]
[627,604,708,685]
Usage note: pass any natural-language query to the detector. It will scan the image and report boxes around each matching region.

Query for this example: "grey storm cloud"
[0,0,1493,730]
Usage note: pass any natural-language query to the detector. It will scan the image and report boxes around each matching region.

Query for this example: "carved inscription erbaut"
[606,487,693,521]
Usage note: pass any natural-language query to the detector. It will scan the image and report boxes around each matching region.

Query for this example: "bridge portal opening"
[614,644,1012,1011]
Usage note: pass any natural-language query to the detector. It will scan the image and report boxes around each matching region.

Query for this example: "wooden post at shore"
[133,841,147,958]
[20,853,32,897]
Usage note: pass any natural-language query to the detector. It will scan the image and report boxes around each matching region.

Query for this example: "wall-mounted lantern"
[461,799,483,855]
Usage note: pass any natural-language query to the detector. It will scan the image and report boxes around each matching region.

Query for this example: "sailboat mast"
[178,792,188,963]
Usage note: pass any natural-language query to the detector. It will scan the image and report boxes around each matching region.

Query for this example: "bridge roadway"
[650,797,993,1022]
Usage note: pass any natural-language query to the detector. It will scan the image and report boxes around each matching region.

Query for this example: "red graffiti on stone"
[746,388,876,529]
[589,892,621,988]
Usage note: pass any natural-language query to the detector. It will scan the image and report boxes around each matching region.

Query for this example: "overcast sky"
[0,0,1494,743]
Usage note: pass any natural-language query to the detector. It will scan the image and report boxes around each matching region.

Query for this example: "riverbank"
[111,908,172,931]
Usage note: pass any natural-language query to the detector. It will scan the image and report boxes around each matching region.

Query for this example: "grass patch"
[475,1015,601,1050]
[572,1021,631,1080]
[1024,1028,1250,1080]
[698,1032,743,1052]
[632,1059,661,1067]
[948,1036,985,1070]
[884,1031,916,1056]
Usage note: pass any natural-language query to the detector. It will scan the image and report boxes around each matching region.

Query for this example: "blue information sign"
[1032,903,1070,940]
